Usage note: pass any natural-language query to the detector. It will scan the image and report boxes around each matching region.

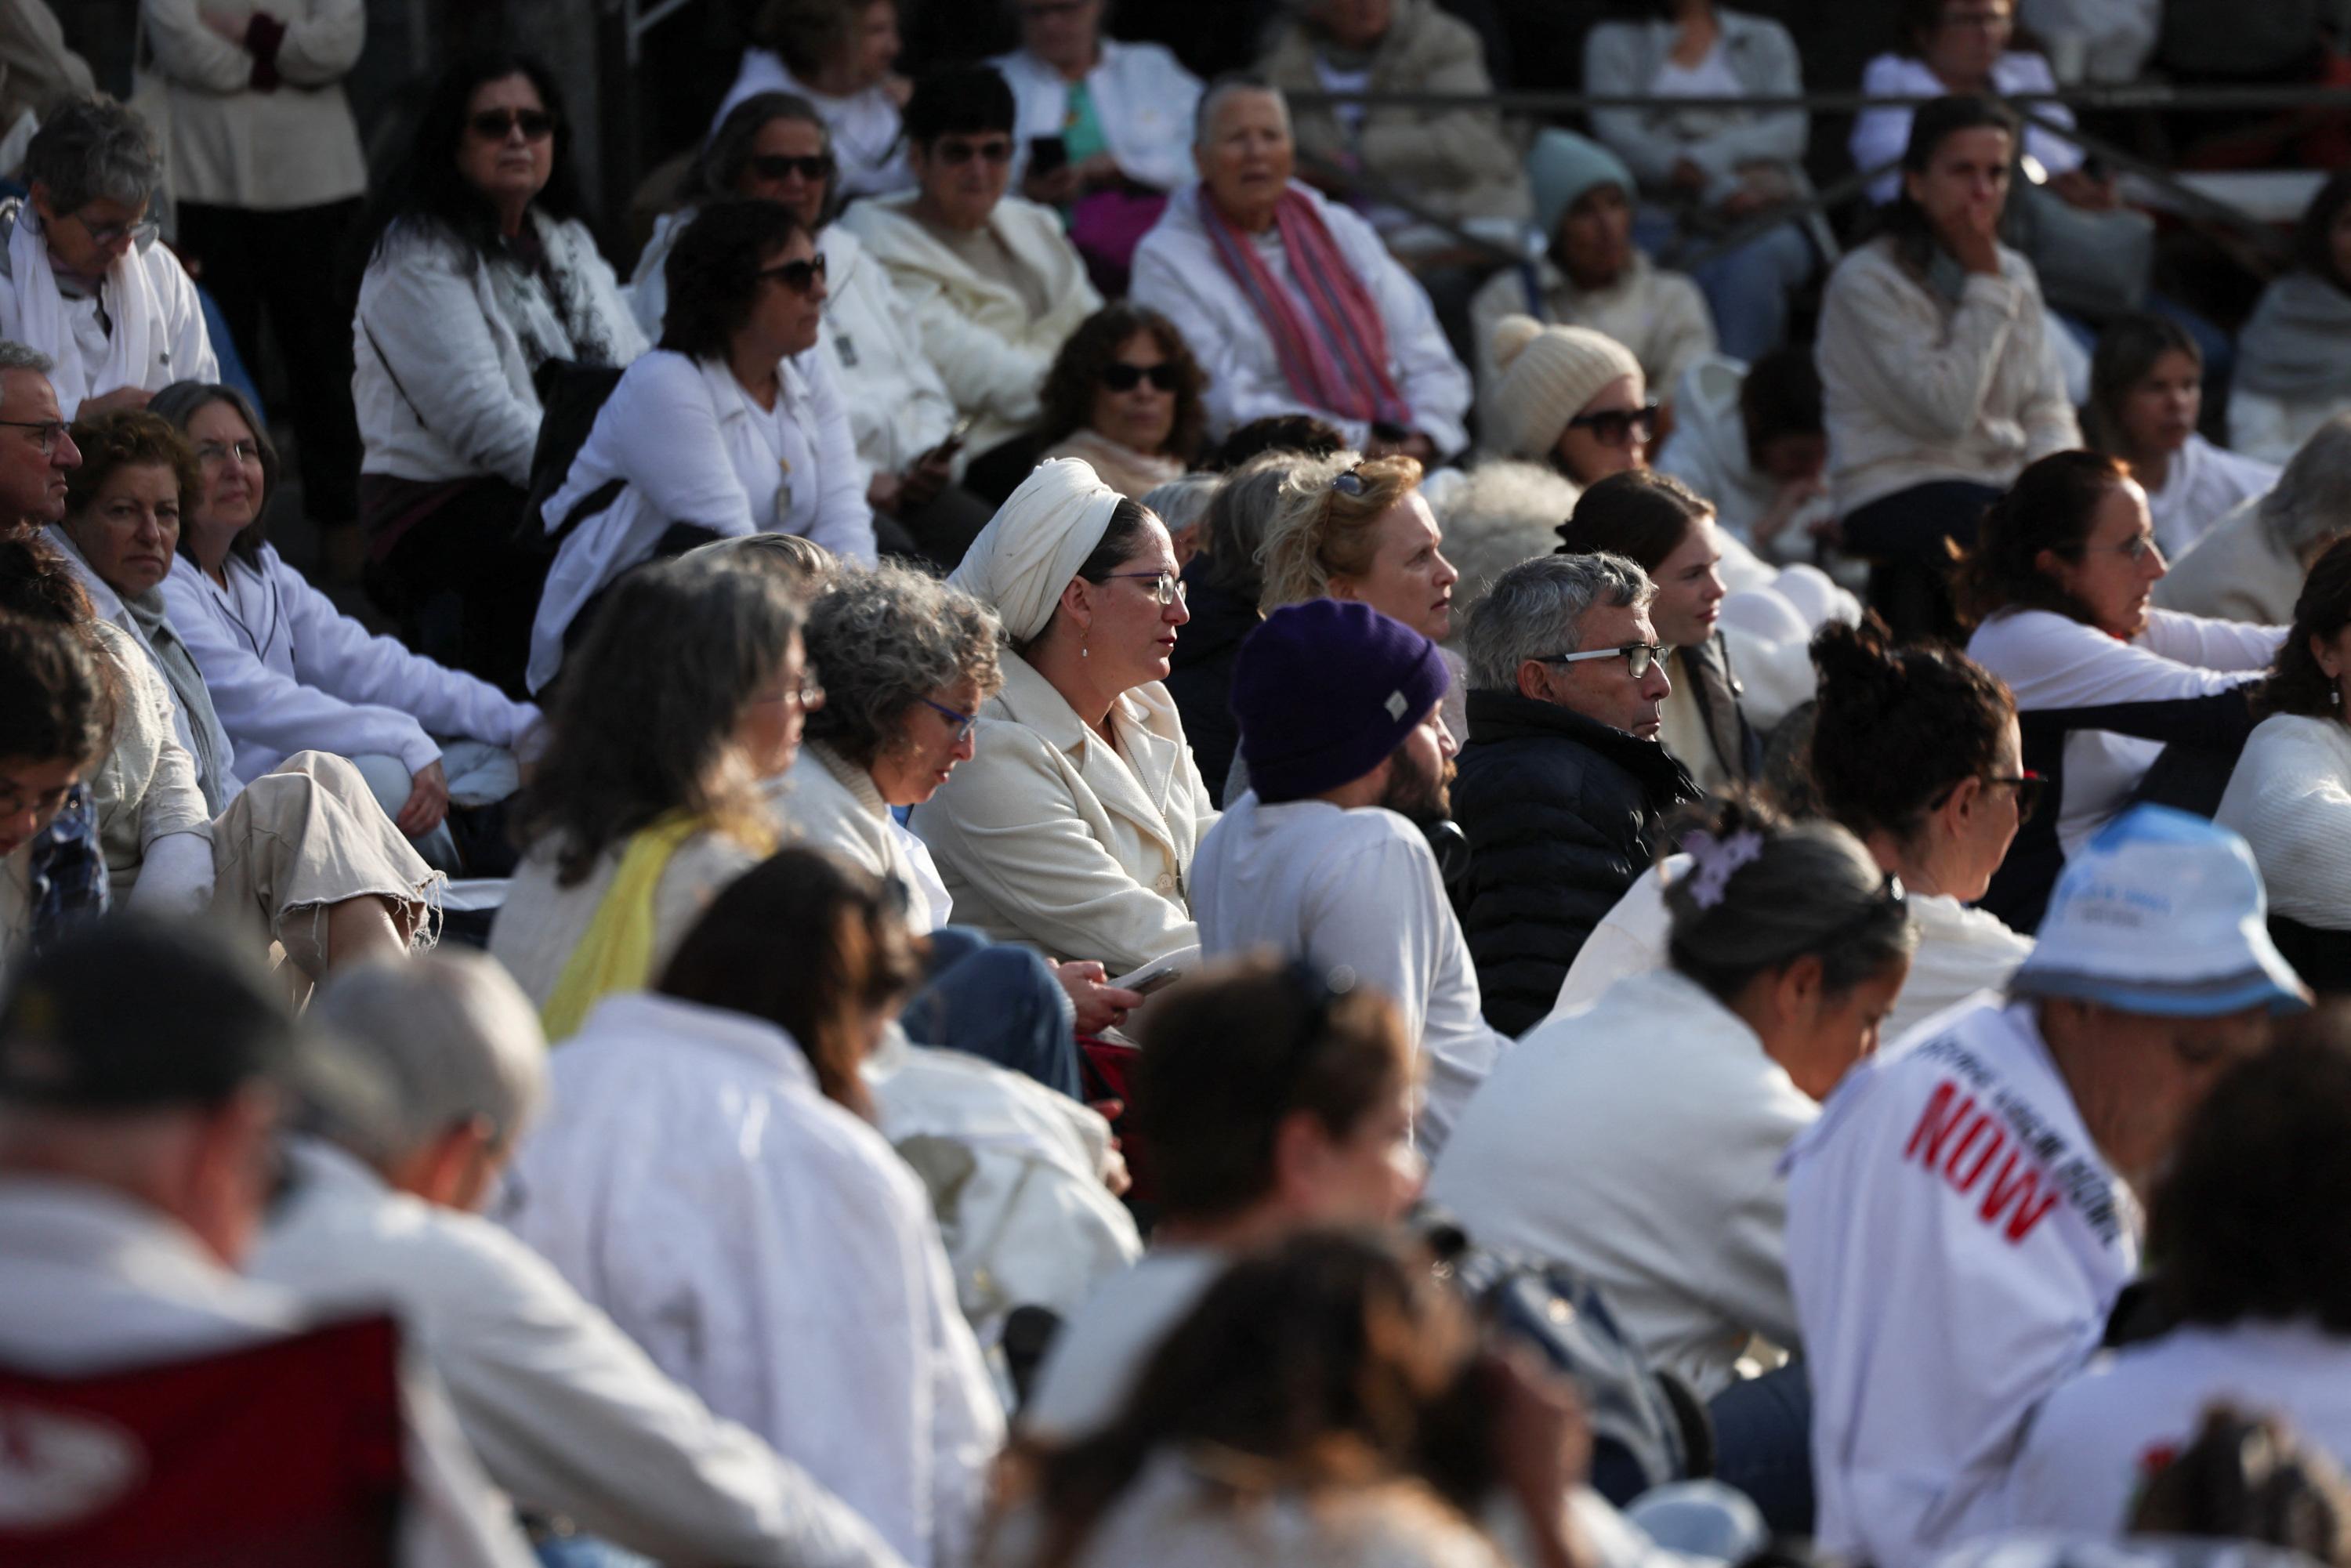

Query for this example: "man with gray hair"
[1,96,217,418]
[2156,414,2351,625]
[1454,552,1700,1034]
[0,339,78,531]
[248,951,909,1568]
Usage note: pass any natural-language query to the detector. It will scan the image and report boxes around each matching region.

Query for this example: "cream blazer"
[910,655,1216,974]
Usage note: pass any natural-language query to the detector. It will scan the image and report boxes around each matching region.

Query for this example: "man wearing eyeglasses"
[1451,552,1701,1037]
[0,99,218,420]
[0,340,77,534]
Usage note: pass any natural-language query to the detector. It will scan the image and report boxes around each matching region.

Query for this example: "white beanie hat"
[949,458,1127,643]
[1484,315,1646,462]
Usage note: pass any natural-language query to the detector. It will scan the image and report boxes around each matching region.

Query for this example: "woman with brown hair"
[1037,303,1209,502]
[506,847,1003,1568]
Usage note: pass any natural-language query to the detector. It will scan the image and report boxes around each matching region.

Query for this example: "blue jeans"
[1635,208,1817,363]
[532,1534,653,1567]
[1707,1360,1813,1536]
[900,925,1085,1100]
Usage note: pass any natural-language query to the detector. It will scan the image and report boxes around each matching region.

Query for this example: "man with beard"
[1192,597,1505,1157]
[1453,552,1701,1036]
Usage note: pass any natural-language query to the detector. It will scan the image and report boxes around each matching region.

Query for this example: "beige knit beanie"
[1486,315,1646,462]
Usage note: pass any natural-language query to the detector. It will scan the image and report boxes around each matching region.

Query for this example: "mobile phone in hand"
[1028,135,1069,177]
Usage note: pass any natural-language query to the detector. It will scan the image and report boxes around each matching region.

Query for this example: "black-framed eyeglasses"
[757,253,828,295]
[1930,769,2045,825]
[747,153,831,183]
[931,136,1013,166]
[919,697,977,745]
[469,108,556,143]
[1565,403,1661,449]
[0,418,70,456]
[1102,570,1187,606]
[1100,361,1178,393]
[1538,642,1668,679]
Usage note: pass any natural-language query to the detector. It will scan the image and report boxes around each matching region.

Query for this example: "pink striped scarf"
[1197,186,1413,430]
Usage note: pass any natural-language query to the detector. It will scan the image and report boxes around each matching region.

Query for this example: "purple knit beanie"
[1231,599,1452,804]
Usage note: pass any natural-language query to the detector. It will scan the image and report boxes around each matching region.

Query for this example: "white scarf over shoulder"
[9,210,163,415]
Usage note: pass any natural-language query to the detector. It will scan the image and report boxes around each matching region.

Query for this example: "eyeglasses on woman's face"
[746,154,830,183]
[194,438,263,466]
[1099,361,1178,393]
[1537,641,1667,679]
[1931,770,2045,824]
[1565,403,1661,450]
[757,253,829,296]
[918,697,978,745]
[469,108,556,143]
[755,670,827,711]
[1102,569,1187,607]
[929,135,1013,166]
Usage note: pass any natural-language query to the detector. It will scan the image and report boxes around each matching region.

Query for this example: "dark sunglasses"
[757,253,828,295]
[1566,402,1661,449]
[1100,361,1178,393]
[931,136,1014,166]
[747,153,831,183]
[469,108,556,143]
[1930,770,2045,825]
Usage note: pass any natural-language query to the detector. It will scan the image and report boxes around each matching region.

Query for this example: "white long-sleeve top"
[710,49,913,198]
[991,38,1202,193]
[529,345,873,692]
[353,212,647,489]
[2140,433,2278,560]
[253,1139,910,1568]
[138,0,368,210]
[505,992,1005,1568]
[1818,238,2079,516]
[1849,53,2084,205]
[1428,967,1811,1397]
[2215,713,2351,933]
[1130,181,1473,455]
[1190,791,1508,1159]
[0,201,216,418]
[0,1177,535,1568]
[1785,1001,2139,1568]
[161,546,538,782]
[1967,607,2279,856]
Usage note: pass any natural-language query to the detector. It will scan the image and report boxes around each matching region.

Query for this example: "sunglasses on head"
[1566,403,1661,448]
[931,136,1014,166]
[469,108,556,143]
[757,253,828,295]
[747,154,831,183]
[1100,361,1178,393]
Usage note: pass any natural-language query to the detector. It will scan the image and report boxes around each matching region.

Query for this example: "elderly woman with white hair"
[2157,415,2351,628]
[915,458,1216,975]
[0,97,219,418]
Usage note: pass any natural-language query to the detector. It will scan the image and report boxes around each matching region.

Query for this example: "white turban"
[949,458,1127,643]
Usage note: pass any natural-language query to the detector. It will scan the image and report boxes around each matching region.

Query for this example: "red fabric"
[1078,1034,1154,1204]
[0,1313,407,1566]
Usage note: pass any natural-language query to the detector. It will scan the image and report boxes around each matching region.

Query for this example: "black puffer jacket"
[1453,689,1702,1036]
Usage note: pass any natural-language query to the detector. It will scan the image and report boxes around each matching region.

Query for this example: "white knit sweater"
[2215,713,2351,932]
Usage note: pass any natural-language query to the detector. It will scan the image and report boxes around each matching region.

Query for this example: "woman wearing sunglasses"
[527,197,875,695]
[1552,618,2038,1049]
[1036,303,1208,502]
[842,65,1103,503]
[1962,450,2280,932]
[350,51,647,696]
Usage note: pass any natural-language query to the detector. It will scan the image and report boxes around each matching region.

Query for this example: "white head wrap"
[949,458,1128,643]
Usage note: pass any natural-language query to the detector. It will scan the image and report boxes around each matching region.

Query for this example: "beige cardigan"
[910,654,1216,974]
[86,619,213,896]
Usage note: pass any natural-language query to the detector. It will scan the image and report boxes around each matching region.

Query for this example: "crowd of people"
[10,0,2351,1565]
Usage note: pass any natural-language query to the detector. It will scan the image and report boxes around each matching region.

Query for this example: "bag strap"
[542,476,624,549]
[360,313,432,437]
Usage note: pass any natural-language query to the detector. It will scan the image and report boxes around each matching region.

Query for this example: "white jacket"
[507,993,1005,1568]
[1131,181,1473,454]
[840,193,1101,461]
[529,346,874,692]
[255,1139,909,1568]
[1549,858,2032,1048]
[139,0,367,210]
[162,547,538,782]
[1429,967,1810,1397]
[775,741,953,934]
[1191,791,1505,1159]
[353,212,647,488]
[0,1177,533,1568]
[2143,433,2277,560]
[1785,1001,2139,1568]
[991,38,1202,193]
[911,654,1217,976]
[2216,713,2351,932]
[0,200,215,418]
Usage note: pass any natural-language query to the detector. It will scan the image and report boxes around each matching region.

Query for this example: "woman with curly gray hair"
[784,560,1145,1084]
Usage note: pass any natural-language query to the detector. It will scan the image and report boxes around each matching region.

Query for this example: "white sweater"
[2142,433,2277,560]
[162,547,538,782]
[991,38,1202,193]
[1817,238,2078,516]
[139,0,367,210]
[2215,713,2351,932]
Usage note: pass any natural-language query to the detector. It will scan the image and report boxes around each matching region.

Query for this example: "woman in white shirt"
[2216,538,2351,987]
[142,388,539,875]
[2088,313,2278,559]
[350,52,648,696]
[531,198,873,695]
[1430,797,1918,1532]
[506,847,1004,1568]
[709,0,913,198]
[1962,450,2280,932]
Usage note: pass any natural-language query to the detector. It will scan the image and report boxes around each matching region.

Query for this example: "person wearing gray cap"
[1780,805,2310,1568]
[0,918,534,1567]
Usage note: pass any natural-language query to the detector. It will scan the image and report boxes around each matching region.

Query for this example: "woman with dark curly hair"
[2008,1020,2351,1535]
[2218,537,2351,983]
[1037,303,1207,501]
[528,197,874,694]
